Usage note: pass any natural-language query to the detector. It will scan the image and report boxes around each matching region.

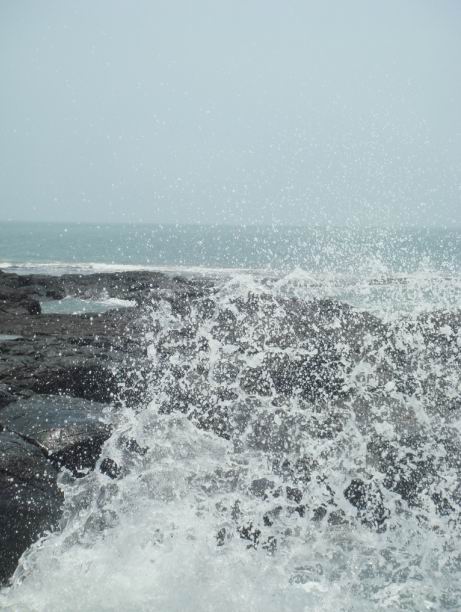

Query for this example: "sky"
[0,0,460,226]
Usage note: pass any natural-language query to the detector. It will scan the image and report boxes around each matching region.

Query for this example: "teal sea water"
[1,221,460,313]
[1,221,460,274]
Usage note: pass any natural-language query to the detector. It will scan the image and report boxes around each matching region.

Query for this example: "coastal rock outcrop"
[0,268,215,584]
[0,395,113,584]
[0,395,112,473]
[0,269,158,585]
[0,431,62,584]
[1,267,461,583]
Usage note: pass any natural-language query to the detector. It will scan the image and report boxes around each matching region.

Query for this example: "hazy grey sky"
[1,0,460,225]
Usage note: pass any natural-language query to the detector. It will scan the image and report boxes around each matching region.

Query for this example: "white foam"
[3,260,461,314]
[0,260,265,278]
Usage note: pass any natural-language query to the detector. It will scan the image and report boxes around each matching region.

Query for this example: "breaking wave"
[1,269,461,611]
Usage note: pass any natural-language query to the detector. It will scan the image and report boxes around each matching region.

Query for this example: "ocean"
[1,222,461,611]
[2,222,461,274]
[1,221,461,313]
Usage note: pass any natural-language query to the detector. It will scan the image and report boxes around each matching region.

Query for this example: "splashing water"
[1,268,461,611]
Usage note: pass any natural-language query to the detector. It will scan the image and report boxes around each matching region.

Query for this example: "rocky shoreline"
[0,268,211,584]
[1,267,461,586]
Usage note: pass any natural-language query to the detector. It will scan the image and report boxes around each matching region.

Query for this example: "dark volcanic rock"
[0,431,62,585]
[0,383,15,408]
[0,286,41,315]
[0,395,113,584]
[0,269,214,405]
[0,395,112,473]
[0,307,148,404]
[0,269,171,584]
[0,268,216,584]
[0,268,212,305]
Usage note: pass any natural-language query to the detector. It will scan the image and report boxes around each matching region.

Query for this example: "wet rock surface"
[0,268,212,405]
[0,395,112,473]
[0,268,212,584]
[0,431,62,584]
[0,384,15,408]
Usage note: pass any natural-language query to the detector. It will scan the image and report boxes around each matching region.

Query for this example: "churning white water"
[1,270,461,611]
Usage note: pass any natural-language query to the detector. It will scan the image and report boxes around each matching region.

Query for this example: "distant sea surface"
[1,221,460,313]
[0,221,460,275]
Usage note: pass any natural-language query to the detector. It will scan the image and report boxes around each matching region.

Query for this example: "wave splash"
[1,271,461,611]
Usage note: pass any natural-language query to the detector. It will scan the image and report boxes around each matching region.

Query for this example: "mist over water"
[1,225,461,611]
